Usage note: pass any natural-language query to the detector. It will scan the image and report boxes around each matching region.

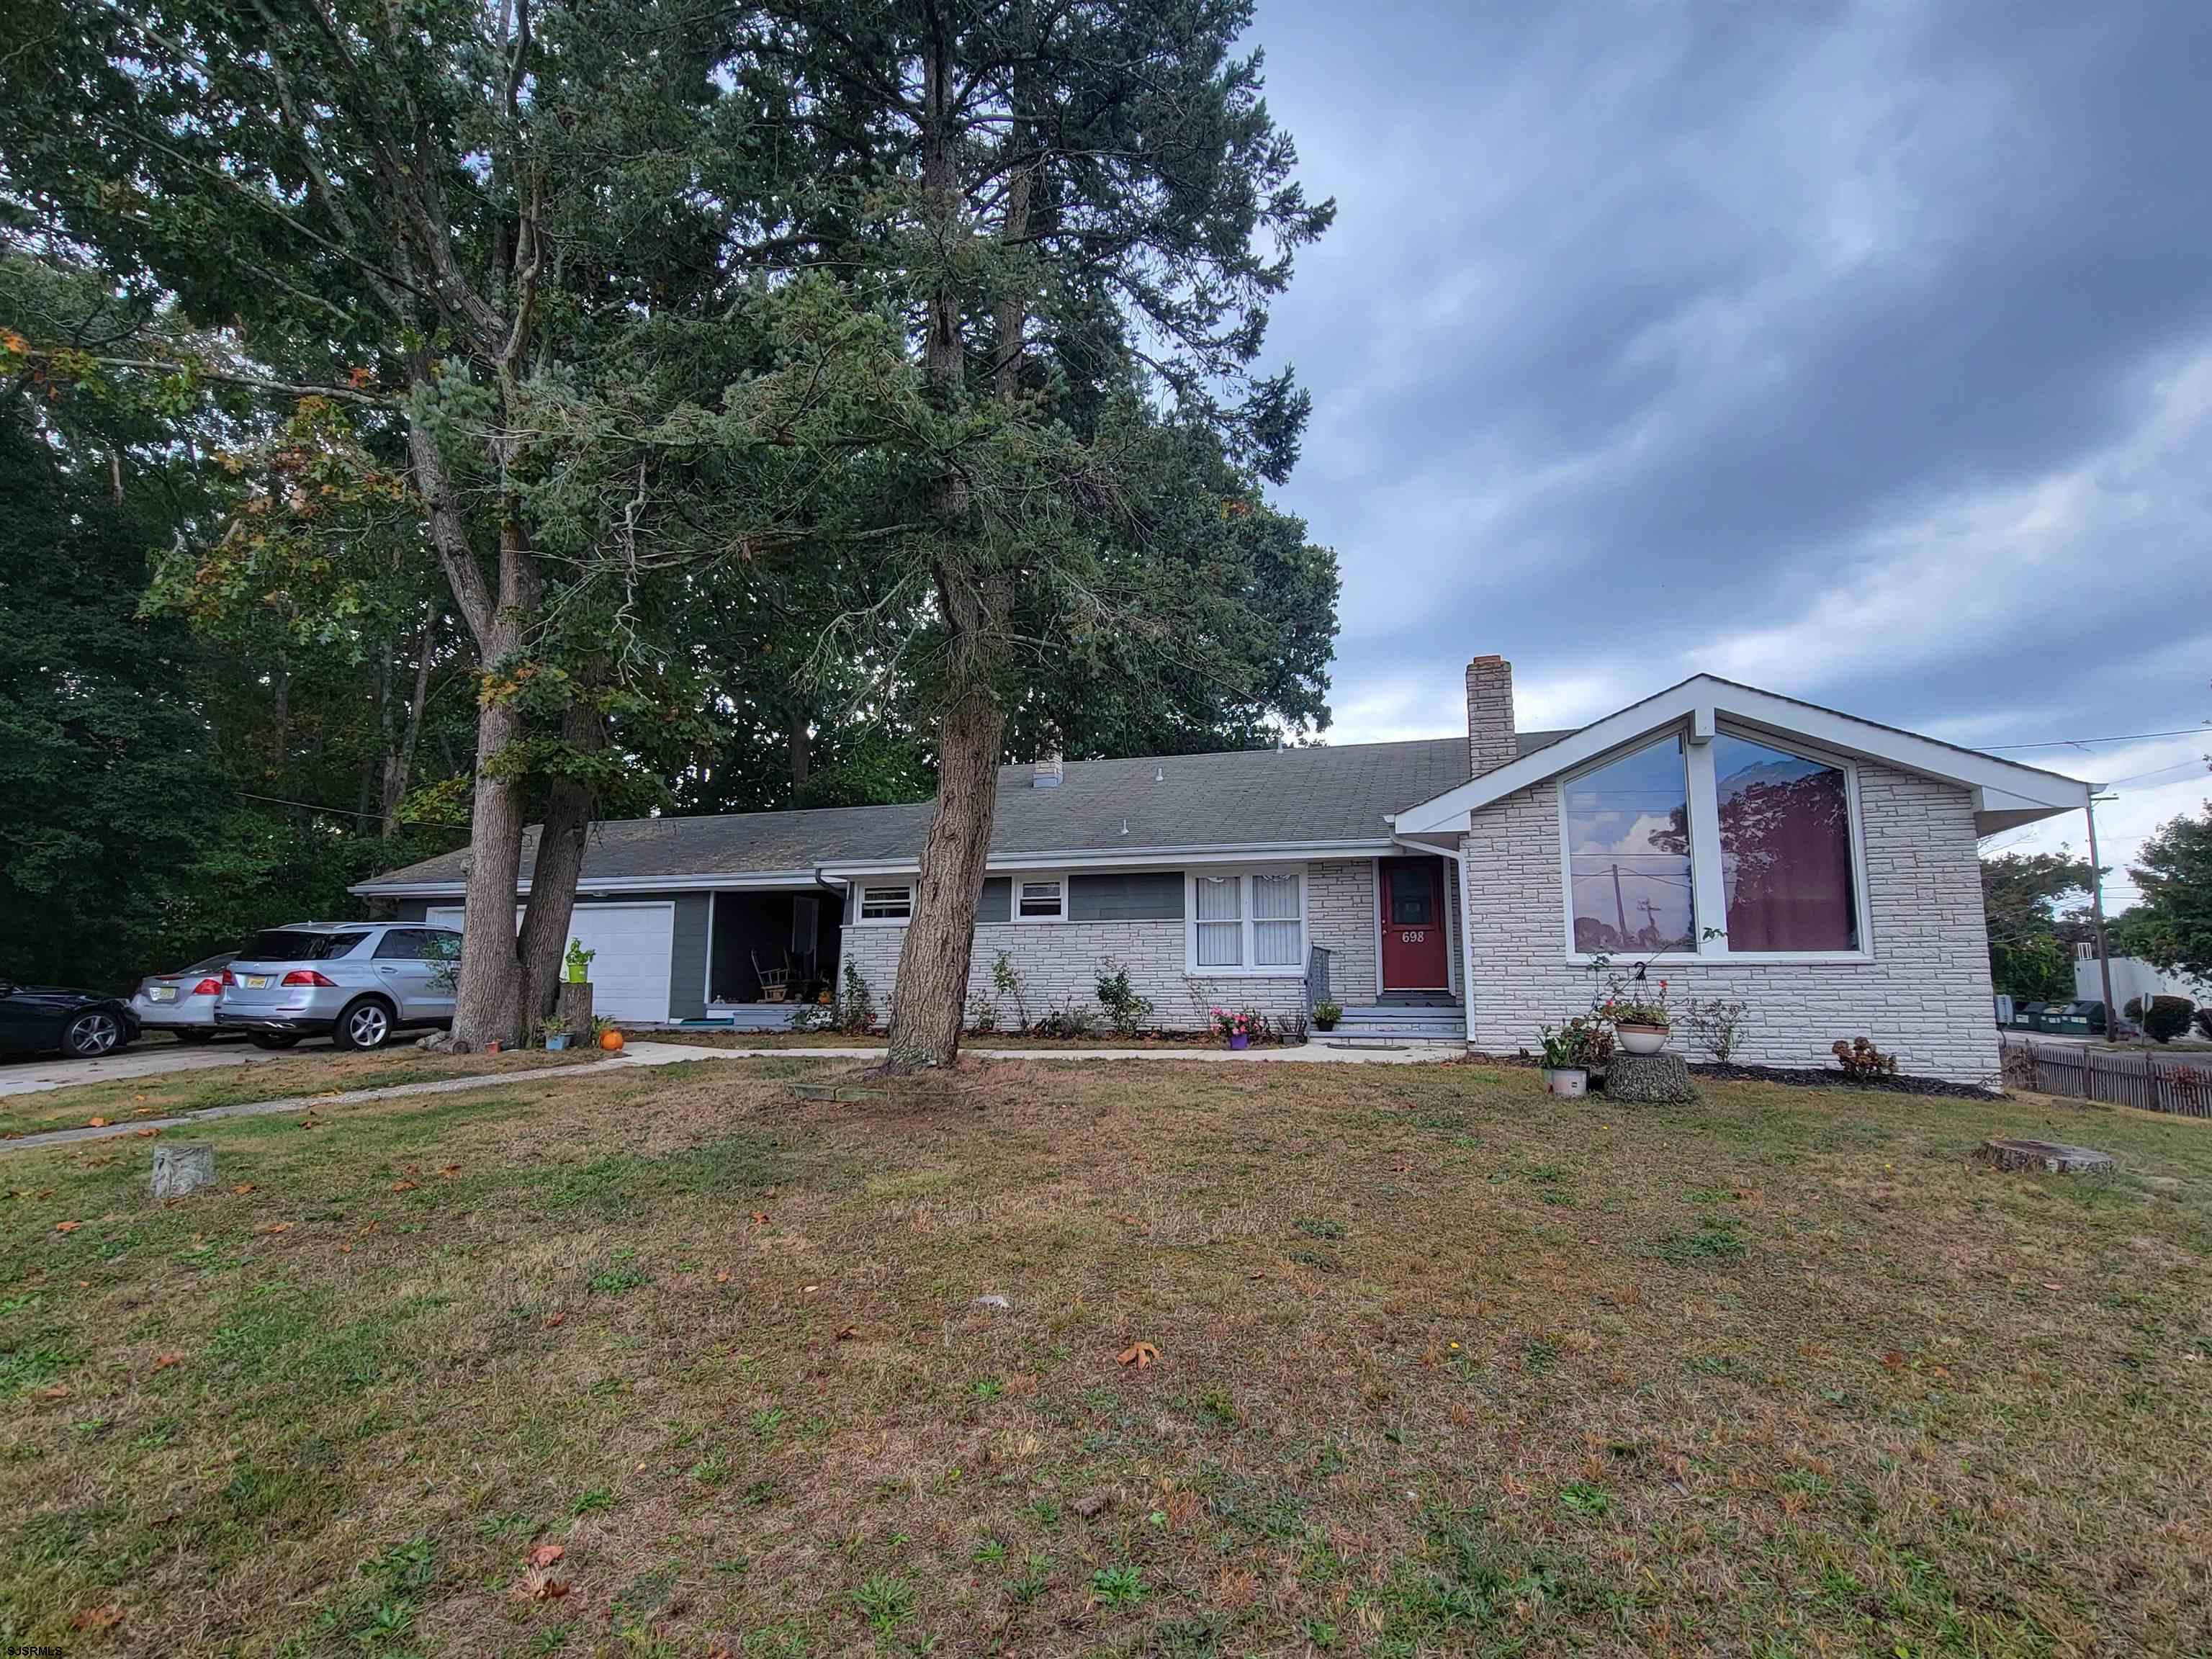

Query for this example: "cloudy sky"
[1251,0,2210,908]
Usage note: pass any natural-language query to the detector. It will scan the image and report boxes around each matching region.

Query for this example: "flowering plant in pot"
[1537,1018,1610,1097]
[1210,1007,1256,1050]
[1312,999,1343,1032]
[1602,978,1671,1055]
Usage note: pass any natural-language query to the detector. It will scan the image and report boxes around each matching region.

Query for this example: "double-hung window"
[1186,868,1305,974]
[1560,725,1866,959]
[858,884,913,922]
[1016,876,1066,921]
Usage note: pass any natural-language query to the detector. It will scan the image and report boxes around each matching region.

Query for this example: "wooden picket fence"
[2000,1036,2212,1118]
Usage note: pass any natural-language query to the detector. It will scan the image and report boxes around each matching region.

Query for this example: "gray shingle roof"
[356,731,1573,890]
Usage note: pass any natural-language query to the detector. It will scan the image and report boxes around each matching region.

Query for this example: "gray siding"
[667,893,710,1020]
[978,878,1010,923]
[1069,871,1182,921]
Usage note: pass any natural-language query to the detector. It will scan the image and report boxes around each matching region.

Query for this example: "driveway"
[0,1037,313,1099]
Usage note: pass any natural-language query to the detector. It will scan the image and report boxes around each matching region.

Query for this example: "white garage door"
[425,902,675,1025]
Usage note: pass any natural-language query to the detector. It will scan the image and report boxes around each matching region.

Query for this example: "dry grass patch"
[2,1056,2208,1656]
[0,1046,599,1139]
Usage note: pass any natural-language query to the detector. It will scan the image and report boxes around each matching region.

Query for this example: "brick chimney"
[1465,655,1517,778]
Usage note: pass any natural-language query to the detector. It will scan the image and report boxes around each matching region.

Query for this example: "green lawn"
[3,1056,2208,1655]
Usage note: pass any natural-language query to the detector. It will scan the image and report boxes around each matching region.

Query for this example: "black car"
[0,979,141,1058]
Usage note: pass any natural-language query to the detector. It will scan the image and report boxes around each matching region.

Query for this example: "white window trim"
[1557,721,1874,966]
[1183,866,1309,978]
[1014,872,1068,923]
[855,882,915,925]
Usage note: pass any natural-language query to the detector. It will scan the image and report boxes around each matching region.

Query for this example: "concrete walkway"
[1,1036,1465,1156]
[0,1038,313,1099]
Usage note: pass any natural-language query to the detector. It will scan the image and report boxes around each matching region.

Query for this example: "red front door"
[1378,857,1449,990]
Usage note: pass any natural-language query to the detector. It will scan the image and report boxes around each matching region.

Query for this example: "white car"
[128,953,237,1044]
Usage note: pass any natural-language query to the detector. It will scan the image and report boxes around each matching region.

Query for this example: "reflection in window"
[1388,863,1434,925]
[1194,876,1241,967]
[1715,735,1856,951]
[1564,736,1694,953]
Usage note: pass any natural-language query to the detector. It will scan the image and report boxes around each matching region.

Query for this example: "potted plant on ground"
[1538,1018,1608,1097]
[541,1016,571,1052]
[564,938,595,984]
[1313,999,1342,1033]
[1604,976,1671,1055]
[1211,1007,1254,1050]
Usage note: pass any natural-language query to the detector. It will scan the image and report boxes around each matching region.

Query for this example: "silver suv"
[215,922,462,1051]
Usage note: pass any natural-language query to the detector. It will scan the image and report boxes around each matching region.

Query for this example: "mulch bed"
[1467,1049,2002,1100]
[1684,1061,2000,1100]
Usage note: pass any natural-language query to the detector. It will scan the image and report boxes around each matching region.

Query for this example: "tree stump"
[556,980,595,1041]
[1972,1138,2116,1177]
[1602,1051,1697,1104]
[152,1143,216,1200]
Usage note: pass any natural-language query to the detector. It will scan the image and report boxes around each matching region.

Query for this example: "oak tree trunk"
[517,699,604,1030]
[441,513,541,1051]
[885,685,1004,1070]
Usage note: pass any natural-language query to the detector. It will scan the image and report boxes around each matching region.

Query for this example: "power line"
[2100,760,2211,789]
[1982,727,2206,751]
[231,788,472,831]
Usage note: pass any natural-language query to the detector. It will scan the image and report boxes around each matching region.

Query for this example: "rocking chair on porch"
[751,950,793,1002]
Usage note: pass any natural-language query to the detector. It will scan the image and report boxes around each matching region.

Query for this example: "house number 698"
[1400,930,1425,943]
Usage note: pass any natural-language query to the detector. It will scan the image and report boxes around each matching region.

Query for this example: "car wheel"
[64,1010,124,1058]
[333,997,394,1052]
[248,1032,302,1051]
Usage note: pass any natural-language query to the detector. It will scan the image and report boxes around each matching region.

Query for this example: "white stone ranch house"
[356,657,2091,1081]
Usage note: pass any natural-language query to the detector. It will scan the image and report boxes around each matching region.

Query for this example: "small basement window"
[1016,876,1066,920]
[858,885,913,922]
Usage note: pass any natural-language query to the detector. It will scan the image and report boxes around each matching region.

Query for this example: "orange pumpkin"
[599,1028,624,1053]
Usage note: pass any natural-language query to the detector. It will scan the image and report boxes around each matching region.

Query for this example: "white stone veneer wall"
[836,858,1384,1030]
[1458,762,2000,1083]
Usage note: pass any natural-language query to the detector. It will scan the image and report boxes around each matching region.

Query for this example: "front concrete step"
[1318,1005,1467,1042]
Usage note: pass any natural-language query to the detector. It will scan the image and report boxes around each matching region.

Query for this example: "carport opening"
[709,890,840,1005]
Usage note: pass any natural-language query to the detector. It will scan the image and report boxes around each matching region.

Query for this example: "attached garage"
[426,901,676,1025]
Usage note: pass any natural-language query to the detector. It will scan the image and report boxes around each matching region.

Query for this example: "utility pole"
[2086,790,2120,1044]
[1611,863,1628,941]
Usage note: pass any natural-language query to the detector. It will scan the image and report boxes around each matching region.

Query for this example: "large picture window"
[1559,726,1866,960]
[1714,735,1857,951]
[1186,868,1306,974]
[1563,734,1695,953]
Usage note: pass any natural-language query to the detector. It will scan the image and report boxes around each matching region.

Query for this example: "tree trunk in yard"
[881,23,999,1074]
[439,511,542,1052]
[516,700,604,1031]
[886,684,1004,1070]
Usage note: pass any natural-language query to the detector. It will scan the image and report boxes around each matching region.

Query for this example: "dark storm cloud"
[1254,0,2212,774]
